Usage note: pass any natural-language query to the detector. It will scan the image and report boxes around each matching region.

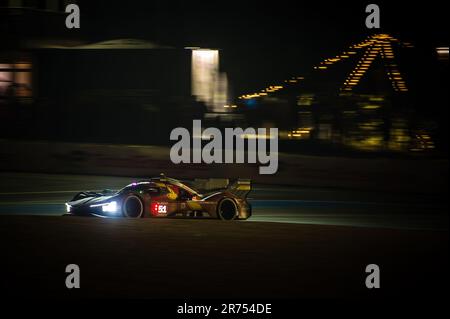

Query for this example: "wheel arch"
[121,192,146,218]
[216,196,239,220]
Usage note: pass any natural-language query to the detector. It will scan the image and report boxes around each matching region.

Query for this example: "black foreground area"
[0,216,447,299]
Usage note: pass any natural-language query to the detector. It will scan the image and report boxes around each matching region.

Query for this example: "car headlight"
[102,201,117,213]
[65,203,72,213]
[90,201,118,213]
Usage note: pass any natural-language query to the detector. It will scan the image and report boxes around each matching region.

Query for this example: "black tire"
[217,198,238,220]
[122,194,144,218]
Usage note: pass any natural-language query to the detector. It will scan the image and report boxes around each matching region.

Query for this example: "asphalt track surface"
[0,172,448,299]
[0,172,447,230]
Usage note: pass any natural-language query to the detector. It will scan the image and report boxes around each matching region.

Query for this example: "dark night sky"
[79,1,447,45]
[78,0,448,93]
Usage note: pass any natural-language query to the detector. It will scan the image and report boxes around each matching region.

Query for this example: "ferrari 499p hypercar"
[64,175,251,220]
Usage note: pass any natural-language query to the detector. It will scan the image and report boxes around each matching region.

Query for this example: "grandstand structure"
[235,34,436,152]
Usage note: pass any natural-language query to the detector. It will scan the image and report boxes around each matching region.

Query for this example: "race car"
[64,174,252,220]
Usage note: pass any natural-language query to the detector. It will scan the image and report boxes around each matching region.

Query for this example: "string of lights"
[238,33,412,100]
[341,34,409,92]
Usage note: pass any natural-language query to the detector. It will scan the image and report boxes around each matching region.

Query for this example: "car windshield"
[118,181,152,193]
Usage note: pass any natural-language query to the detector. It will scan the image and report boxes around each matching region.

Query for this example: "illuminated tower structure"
[236,33,435,152]
[319,33,410,93]
[310,33,415,150]
[238,33,412,100]
[191,48,230,113]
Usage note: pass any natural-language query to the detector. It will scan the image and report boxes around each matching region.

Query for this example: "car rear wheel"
[218,198,238,220]
[122,195,144,218]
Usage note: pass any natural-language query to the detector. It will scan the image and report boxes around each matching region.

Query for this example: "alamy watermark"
[64,4,380,30]
[65,264,80,289]
[170,120,278,175]
[365,4,380,29]
[65,4,80,29]
[365,264,380,289]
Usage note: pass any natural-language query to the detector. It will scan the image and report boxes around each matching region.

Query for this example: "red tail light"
[151,203,159,216]
[151,202,168,216]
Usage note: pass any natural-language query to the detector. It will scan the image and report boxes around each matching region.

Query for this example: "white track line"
[0,190,84,195]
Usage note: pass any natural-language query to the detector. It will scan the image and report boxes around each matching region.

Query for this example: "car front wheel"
[122,195,144,218]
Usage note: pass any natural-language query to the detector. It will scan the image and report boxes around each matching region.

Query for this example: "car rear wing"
[227,179,252,199]
[193,178,230,191]
[193,178,251,199]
